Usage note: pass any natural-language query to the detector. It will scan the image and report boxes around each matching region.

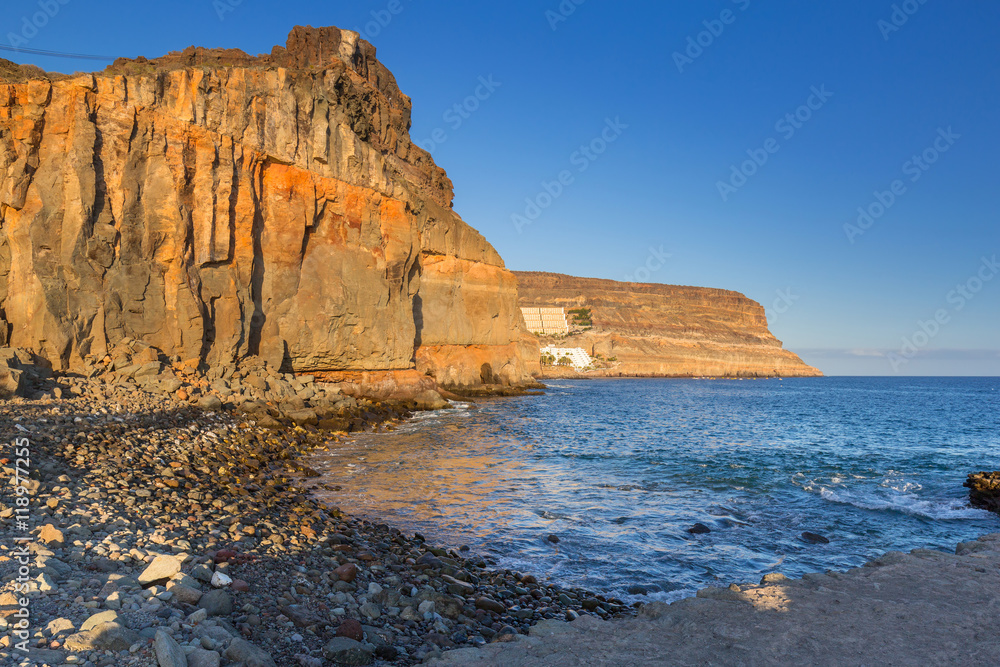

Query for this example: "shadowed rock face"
[966,472,1000,515]
[0,26,535,390]
[515,272,822,378]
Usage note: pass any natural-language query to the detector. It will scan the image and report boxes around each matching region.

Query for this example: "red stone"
[231,579,250,592]
[336,619,364,641]
[214,549,238,564]
[334,563,357,583]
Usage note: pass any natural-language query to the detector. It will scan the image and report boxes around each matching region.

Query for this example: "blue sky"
[2,0,998,375]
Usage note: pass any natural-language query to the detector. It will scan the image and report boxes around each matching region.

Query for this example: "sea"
[310,377,1000,603]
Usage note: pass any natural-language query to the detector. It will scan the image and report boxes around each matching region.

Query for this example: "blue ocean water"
[311,377,1000,602]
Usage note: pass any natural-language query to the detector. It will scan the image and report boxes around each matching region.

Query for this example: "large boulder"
[138,555,183,587]
[0,348,52,398]
[224,638,277,667]
[323,637,373,665]
[0,365,23,399]
[966,472,1000,514]
[412,390,450,411]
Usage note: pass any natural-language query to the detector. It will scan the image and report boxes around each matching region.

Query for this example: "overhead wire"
[0,44,114,61]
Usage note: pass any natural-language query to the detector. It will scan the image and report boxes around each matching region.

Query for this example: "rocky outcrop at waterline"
[515,272,821,378]
[966,472,1000,515]
[0,26,537,396]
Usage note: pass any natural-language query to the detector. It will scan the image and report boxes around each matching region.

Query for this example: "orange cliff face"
[515,272,822,378]
[0,27,537,392]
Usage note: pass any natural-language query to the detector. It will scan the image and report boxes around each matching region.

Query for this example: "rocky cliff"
[515,272,821,378]
[0,27,536,393]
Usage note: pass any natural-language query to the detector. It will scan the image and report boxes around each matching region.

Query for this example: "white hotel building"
[541,346,593,369]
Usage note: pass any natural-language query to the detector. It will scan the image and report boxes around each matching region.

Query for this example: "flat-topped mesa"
[0,26,537,395]
[516,272,822,378]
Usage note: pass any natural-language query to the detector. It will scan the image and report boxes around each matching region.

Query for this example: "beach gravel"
[0,366,631,666]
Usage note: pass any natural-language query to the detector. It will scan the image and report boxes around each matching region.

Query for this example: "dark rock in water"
[802,531,831,544]
[966,472,1000,514]
[688,523,711,535]
[547,534,560,544]
[627,584,650,596]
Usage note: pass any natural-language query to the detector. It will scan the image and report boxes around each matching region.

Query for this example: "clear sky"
[2,0,998,376]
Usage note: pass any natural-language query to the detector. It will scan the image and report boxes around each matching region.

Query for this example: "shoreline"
[4,371,996,665]
[534,370,824,380]
[303,387,1000,613]
[0,374,630,667]
[429,532,1000,665]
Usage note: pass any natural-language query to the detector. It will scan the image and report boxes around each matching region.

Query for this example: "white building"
[521,307,570,336]
[541,346,593,369]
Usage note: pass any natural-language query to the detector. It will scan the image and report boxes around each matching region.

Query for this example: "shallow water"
[311,377,1000,602]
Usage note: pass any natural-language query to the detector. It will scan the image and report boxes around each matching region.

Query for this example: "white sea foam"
[620,587,694,605]
[818,487,988,520]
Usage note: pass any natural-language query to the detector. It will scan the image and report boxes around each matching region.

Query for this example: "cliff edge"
[515,272,821,378]
[0,26,537,394]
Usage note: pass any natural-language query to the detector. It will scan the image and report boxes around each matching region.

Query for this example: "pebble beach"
[0,357,630,667]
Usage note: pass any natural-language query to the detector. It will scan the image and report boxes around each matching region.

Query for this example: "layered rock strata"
[515,272,821,378]
[0,27,536,394]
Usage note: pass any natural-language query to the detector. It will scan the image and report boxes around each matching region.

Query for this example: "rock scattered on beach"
[0,366,630,666]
